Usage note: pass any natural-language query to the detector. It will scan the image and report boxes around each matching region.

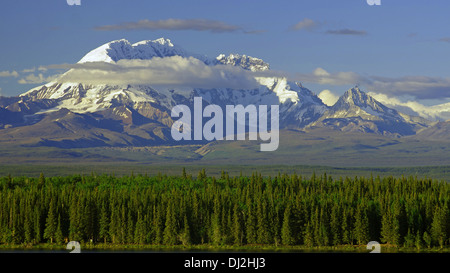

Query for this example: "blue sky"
[1,0,449,108]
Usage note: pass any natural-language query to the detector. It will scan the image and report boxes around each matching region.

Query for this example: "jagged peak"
[216,53,269,71]
[340,86,375,106]
[327,86,405,122]
[78,38,188,64]
[343,86,364,97]
[133,37,174,47]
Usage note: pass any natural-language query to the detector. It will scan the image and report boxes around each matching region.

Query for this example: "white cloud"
[290,18,319,31]
[0,70,19,78]
[95,18,244,33]
[318,89,339,106]
[296,67,364,86]
[367,75,450,100]
[18,73,60,84]
[325,29,367,36]
[22,68,36,73]
[369,92,450,121]
[56,56,263,90]
[296,67,450,100]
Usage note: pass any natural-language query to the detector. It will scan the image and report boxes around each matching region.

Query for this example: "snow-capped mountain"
[0,38,331,147]
[78,38,209,64]
[0,38,442,148]
[309,87,430,136]
[367,93,450,122]
[19,38,327,128]
[216,53,270,72]
[323,87,407,121]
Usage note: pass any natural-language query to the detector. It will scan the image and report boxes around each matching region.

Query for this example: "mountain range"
[0,38,448,153]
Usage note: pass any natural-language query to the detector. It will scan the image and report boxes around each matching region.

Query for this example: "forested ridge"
[0,170,449,250]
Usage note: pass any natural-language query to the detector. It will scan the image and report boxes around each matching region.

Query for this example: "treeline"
[0,170,449,249]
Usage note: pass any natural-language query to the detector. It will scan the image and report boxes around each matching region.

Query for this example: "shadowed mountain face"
[0,107,172,148]
[413,120,450,140]
[309,87,431,137]
[0,38,446,150]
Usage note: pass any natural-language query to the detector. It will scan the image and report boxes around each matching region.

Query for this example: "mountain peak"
[78,38,188,64]
[309,86,428,136]
[78,39,128,63]
[154,37,174,46]
[340,86,375,107]
[132,37,174,47]
[344,86,363,97]
[327,86,415,124]
[216,53,269,71]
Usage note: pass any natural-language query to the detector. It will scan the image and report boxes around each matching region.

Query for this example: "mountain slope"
[309,87,430,136]
[216,53,270,72]
[412,120,450,141]
[0,38,439,150]
[0,107,172,148]
[17,38,327,136]
[78,38,206,64]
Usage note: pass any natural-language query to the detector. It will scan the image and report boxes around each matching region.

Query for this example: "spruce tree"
[245,199,256,244]
[38,172,45,190]
[99,201,110,243]
[134,212,147,245]
[281,205,294,245]
[34,206,42,244]
[256,198,270,244]
[44,199,57,243]
[232,203,243,245]
[180,214,192,246]
[354,203,370,245]
[163,201,177,245]
[431,206,447,248]
[153,204,164,245]
[55,215,64,244]
[414,230,423,250]
[330,204,341,246]
[182,167,187,179]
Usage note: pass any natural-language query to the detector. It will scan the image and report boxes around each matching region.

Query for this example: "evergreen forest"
[0,169,449,251]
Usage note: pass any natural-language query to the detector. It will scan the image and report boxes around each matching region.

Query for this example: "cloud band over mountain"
[95,18,244,33]
[325,29,367,36]
[296,68,450,100]
[290,18,367,36]
[53,56,268,90]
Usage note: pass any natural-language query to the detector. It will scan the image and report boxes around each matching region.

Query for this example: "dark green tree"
[163,201,177,245]
[281,205,295,246]
[354,203,370,245]
[44,199,57,243]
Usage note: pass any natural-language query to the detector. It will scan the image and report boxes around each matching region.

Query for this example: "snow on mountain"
[19,38,326,129]
[9,37,438,146]
[79,38,195,64]
[77,38,269,71]
[194,76,327,128]
[3,36,448,150]
[367,92,450,122]
[326,87,401,121]
[216,54,270,72]
[309,87,430,136]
